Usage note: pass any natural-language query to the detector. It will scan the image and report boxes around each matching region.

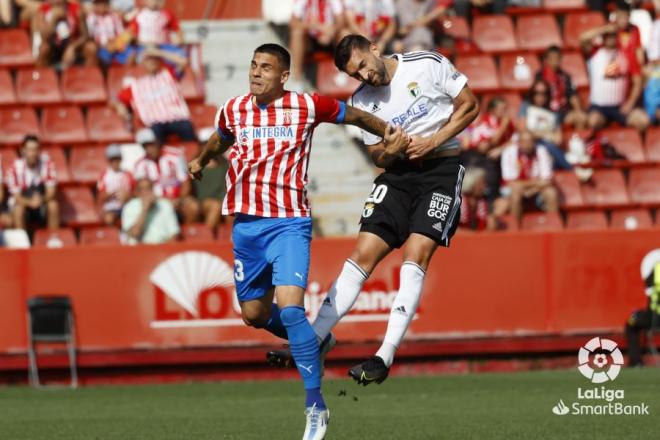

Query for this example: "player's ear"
[370,43,380,58]
[281,69,290,85]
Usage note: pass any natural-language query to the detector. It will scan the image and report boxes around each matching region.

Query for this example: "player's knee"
[241,307,270,328]
[279,305,306,327]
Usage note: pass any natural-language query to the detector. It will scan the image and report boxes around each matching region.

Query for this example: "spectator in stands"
[6,135,60,232]
[35,0,96,68]
[85,0,134,67]
[133,128,200,224]
[192,128,228,230]
[498,129,558,222]
[344,0,396,54]
[454,0,506,19]
[518,79,571,170]
[580,26,650,132]
[97,145,133,226]
[114,47,196,142]
[459,167,495,231]
[129,0,184,59]
[0,157,12,228]
[392,0,449,53]
[644,0,660,124]
[288,0,347,90]
[536,46,588,129]
[15,0,42,26]
[612,0,645,68]
[1,0,14,27]
[121,177,180,245]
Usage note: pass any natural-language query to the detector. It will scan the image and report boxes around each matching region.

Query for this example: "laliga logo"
[577,337,624,383]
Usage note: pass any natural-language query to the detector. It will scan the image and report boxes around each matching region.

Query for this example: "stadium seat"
[516,15,562,52]
[441,16,470,41]
[70,147,106,184]
[599,128,645,164]
[180,67,204,102]
[15,68,63,105]
[644,127,660,162]
[182,224,214,242]
[0,69,17,105]
[554,170,586,208]
[40,106,89,145]
[472,15,517,53]
[628,168,660,206]
[0,29,34,67]
[80,227,121,246]
[189,103,218,130]
[479,92,522,119]
[580,169,630,208]
[0,148,18,169]
[521,212,564,231]
[495,214,519,232]
[59,187,100,226]
[316,59,361,100]
[566,211,608,230]
[107,65,145,100]
[455,55,500,93]
[0,107,40,145]
[559,52,588,89]
[564,12,606,49]
[42,147,72,184]
[610,209,653,230]
[86,106,133,143]
[33,228,77,248]
[498,53,541,91]
[61,66,108,105]
[543,0,587,12]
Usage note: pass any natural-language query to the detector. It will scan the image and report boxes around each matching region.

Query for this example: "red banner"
[0,230,655,355]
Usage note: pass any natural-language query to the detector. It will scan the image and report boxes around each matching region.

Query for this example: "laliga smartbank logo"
[551,337,649,416]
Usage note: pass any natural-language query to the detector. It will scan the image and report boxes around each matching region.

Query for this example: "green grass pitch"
[1,368,658,439]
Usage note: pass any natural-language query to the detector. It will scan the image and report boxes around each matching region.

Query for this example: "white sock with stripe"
[376,262,426,367]
[313,259,368,342]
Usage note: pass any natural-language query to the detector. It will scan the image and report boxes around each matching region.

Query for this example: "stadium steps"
[181,20,377,237]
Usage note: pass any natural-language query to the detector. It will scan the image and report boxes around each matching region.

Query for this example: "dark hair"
[527,79,551,109]
[486,96,505,112]
[22,134,39,147]
[254,43,290,70]
[615,0,631,12]
[543,45,562,59]
[334,34,372,71]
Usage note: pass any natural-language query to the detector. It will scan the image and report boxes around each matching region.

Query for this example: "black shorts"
[359,156,465,249]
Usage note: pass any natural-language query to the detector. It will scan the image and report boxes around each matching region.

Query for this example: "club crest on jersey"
[407,81,420,98]
[283,110,293,125]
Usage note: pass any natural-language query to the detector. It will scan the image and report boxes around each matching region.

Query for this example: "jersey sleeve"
[44,158,57,187]
[311,93,346,124]
[432,55,468,99]
[214,104,235,141]
[165,9,181,32]
[349,91,382,146]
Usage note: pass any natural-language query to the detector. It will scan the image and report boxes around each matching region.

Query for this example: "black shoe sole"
[266,351,293,369]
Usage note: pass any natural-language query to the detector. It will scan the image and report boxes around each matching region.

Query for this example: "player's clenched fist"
[383,125,410,155]
[188,158,203,181]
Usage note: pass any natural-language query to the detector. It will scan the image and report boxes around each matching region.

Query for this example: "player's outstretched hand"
[188,158,204,181]
[383,125,410,155]
[406,135,436,160]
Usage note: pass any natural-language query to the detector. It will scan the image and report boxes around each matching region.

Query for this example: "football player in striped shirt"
[188,43,407,440]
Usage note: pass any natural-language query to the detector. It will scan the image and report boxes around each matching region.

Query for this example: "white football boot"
[302,404,330,440]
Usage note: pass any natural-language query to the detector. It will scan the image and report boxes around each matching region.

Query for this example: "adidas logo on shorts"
[432,222,443,232]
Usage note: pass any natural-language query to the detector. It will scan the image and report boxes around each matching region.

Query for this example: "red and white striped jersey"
[117,69,190,126]
[216,91,344,218]
[587,46,640,107]
[86,11,124,46]
[292,0,344,37]
[5,155,57,195]
[97,167,134,211]
[501,144,553,183]
[344,0,395,40]
[130,7,180,45]
[133,147,188,199]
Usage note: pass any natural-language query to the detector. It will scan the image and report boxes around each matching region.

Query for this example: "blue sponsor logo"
[391,102,429,127]
[239,126,295,145]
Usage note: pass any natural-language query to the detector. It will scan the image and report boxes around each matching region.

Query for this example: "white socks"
[376,262,426,367]
[313,259,368,342]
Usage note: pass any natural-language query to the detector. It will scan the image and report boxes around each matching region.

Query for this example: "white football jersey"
[349,51,468,151]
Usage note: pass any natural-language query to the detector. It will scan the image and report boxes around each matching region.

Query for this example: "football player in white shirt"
[268,35,479,385]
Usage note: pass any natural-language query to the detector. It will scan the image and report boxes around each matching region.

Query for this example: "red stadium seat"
[86,106,133,143]
[180,67,204,102]
[189,103,218,130]
[479,92,522,119]
[564,12,606,50]
[107,65,145,100]
[80,227,121,246]
[600,128,646,163]
[644,127,660,162]
[70,147,106,184]
[33,228,77,248]
[0,107,40,145]
[0,29,34,67]
[566,211,608,230]
[610,209,653,230]
[543,0,587,12]
[441,16,470,41]
[498,53,541,91]
[472,15,517,53]
[516,15,562,52]
[42,146,72,184]
[553,171,586,208]
[15,68,63,106]
[61,66,108,105]
[59,186,100,226]
[628,168,660,206]
[0,148,18,170]
[521,212,564,231]
[580,169,630,208]
[316,59,361,100]
[0,69,16,105]
[455,55,500,93]
[495,214,519,232]
[41,106,89,145]
[559,52,589,89]
[182,224,214,242]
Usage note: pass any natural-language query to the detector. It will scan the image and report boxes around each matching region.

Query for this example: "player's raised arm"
[188,131,233,180]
